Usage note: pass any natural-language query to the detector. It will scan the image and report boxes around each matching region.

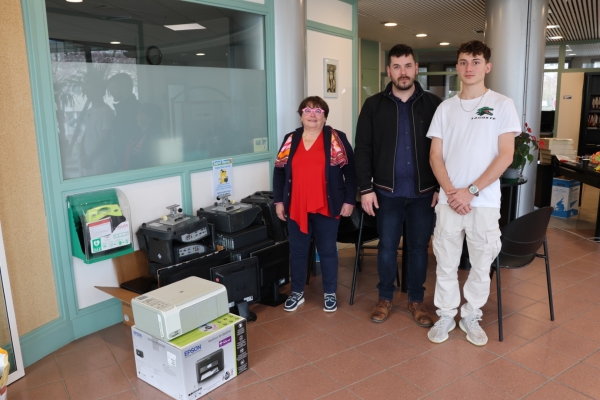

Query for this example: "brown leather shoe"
[408,301,434,327]
[370,299,393,323]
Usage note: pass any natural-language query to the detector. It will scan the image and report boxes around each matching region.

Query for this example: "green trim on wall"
[552,44,566,137]
[560,68,600,73]
[352,0,358,141]
[306,0,358,142]
[417,71,458,76]
[306,21,353,39]
[20,0,276,367]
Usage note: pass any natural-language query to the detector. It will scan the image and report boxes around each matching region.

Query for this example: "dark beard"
[392,77,414,91]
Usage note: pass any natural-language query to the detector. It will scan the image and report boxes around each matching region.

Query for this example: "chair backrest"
[500,206,553,258]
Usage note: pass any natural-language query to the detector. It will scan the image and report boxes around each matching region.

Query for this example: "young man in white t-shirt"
[426,40,521,346]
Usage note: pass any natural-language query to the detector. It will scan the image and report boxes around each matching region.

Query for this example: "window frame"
[21,0,277,323]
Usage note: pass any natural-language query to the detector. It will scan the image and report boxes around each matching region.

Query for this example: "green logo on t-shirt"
[476,107,494,116]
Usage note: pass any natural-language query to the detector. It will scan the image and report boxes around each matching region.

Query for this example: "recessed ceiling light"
[110,41,121,44]
[416,33,427,37]
[196,53,205,56]
[549,36,563,40]
[164,23,206,31]
[570,54,576,56]
[546,25,560,29]
[383,22,397,27]
[440,42,450,46]
[66,0,82,2]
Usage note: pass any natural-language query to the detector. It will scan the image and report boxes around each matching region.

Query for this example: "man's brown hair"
[457,40,491,63]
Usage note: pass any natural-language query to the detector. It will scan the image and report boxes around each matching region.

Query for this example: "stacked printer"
[197,194,276,258]
[130,277,249,399]
[136,204,215,278]
[198,192,291,307]
[133,193,290,319]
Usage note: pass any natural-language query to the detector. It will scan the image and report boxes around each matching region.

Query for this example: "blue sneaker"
[284,292,304,312]
[324,293,337,312]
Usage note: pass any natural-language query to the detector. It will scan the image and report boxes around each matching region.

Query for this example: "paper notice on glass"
[213,158,233,198]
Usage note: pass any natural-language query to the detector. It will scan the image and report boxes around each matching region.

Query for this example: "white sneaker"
[459,316,488,346]
[427,316,456,344]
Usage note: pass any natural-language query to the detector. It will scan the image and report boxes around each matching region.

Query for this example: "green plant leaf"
[519,143,530,154]
[513,154,524,169]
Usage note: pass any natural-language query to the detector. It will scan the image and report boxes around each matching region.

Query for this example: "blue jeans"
[288,213,340,294]
[375,193,435,302]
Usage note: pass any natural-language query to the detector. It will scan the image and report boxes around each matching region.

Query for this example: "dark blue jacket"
[273,125,357,218]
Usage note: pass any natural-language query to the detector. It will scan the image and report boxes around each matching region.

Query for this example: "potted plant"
[504,123,544,179]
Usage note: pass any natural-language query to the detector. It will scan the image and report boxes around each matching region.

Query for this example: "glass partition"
[46,0,267,179]
[542,45,560,112]
[415,50,459,100]
[568,43,600,69]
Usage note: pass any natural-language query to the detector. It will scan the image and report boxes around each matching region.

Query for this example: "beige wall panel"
[0,0,60,334]
[556,72,585,149]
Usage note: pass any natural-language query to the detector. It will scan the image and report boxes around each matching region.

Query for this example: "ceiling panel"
[359,0,600,51]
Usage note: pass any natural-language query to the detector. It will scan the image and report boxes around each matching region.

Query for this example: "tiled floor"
[9,226,600,399]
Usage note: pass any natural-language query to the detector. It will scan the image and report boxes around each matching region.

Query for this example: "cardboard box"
[551,178,580,218]
[132,313,248,399]
[96,250,152,326]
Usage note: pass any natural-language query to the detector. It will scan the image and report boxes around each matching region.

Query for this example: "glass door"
[0,222,24,384]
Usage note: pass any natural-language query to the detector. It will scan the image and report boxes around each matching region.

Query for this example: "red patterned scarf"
[275,129,348,168]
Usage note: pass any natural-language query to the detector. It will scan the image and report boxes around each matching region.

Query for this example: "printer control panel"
[180,227,209,243]
[136,295,174,312]
[178,244,207,257]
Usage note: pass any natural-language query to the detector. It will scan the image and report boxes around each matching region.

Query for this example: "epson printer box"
[551,178,580,218]
[132,313,248,399]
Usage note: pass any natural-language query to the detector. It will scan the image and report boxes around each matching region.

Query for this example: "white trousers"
[432,204,502,319]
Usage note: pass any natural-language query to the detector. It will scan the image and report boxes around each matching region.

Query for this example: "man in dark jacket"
[354,44,442,326]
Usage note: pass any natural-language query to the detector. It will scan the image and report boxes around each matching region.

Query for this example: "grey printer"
[131,277,229,340]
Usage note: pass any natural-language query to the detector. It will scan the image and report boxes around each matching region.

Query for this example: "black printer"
[137,204,212,265]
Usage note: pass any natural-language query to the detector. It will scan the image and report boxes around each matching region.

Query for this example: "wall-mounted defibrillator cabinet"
[67,188,134,264]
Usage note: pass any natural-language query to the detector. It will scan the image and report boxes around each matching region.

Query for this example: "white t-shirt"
[426,90,521,208]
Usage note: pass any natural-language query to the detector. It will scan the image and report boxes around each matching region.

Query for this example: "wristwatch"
[468,184,480,197]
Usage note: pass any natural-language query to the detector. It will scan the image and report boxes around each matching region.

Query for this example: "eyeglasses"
[302,107,325,116]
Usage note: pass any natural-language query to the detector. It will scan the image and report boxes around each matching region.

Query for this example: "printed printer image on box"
[551,178,580,219]
[132,313,248,400]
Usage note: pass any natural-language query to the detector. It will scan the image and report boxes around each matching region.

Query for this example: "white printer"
[131,277,229,340]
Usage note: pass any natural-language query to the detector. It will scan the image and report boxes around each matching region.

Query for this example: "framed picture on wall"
[323,58,338,98]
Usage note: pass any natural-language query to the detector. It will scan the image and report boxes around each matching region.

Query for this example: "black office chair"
[337,205,401,305]
[491,206,554,342]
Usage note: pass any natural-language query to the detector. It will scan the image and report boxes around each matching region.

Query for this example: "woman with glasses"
[273,96,357,313]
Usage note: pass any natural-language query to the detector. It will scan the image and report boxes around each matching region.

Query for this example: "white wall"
[556,72,585,148]
[190,161,271,211]
[307,0,352,31]
[306,30,354,142]
[76,161,271,309]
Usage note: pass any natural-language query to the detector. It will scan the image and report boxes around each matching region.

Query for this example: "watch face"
[469,185,478,194]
